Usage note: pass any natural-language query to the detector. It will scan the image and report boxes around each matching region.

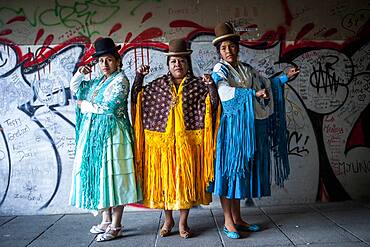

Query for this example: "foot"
[96,225,122,242]
[160,221,175,237]
[224,223,238,233]
[235,223,261,232]
[223,226,240,239]
[179,226,191,239]
[234,220,261,232]
[89,221,111,234]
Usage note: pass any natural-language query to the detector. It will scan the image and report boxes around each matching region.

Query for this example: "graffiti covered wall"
[0,0,369,214]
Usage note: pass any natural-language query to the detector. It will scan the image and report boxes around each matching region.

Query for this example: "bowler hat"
[212,22,240,46]
[164,38,193,56]
[92,37,121,57]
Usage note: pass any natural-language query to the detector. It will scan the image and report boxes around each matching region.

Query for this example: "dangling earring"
[116,61,121,72]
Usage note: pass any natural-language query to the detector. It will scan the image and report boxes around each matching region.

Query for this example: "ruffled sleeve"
[80,73,129,116]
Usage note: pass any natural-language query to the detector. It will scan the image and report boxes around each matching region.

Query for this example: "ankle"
[234,219,248,226]
[110,224,121,229]
[225,224,237,232]
[107,225,122,232]
[164,219,174,226]
[179,223,189,230]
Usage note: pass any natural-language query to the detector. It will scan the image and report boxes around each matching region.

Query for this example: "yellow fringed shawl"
[133,78,219,210]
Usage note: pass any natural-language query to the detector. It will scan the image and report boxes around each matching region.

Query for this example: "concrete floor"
[0,200,369,247]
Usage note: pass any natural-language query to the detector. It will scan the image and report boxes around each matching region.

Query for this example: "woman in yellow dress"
[131,38,219,238]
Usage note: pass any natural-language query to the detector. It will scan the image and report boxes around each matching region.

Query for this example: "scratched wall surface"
[0,0,369,214]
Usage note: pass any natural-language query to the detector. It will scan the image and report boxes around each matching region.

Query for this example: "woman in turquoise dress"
[211,22,299,239]
[69,37,142,242]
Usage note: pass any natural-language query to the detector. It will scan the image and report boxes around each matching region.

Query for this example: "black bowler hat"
[92,37,121,57]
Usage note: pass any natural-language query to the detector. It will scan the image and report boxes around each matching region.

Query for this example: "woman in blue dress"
[69,37,142,242]
[211,22,299,239]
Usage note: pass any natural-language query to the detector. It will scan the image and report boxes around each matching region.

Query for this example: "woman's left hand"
[137,65,150,76]
[256,89,270,99]
[286,67,300,79]
[202,74,213,85]
[77,100,82,108]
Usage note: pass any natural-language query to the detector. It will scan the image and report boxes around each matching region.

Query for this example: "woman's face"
[219,40,239,65]
[98,54,119,77]
[168,56,189,80]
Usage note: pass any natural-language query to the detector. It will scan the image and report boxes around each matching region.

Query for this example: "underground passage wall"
[0,0,369,214]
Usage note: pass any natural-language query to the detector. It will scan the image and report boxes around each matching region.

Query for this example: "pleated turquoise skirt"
[69,116,142,212]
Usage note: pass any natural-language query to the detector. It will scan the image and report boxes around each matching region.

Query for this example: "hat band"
[164,50,193,56]
[92,46,121,57]
[212,33,240,45]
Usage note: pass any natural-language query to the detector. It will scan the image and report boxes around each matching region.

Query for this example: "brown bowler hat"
[164,38,192,56]
[212,22,240,46]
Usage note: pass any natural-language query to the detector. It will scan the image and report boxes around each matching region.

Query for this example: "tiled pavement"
[1,201,369,247]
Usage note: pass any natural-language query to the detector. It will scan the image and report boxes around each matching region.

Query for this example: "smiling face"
[168,56,189,80]
[219,40,239,66]
[98,54,120,77]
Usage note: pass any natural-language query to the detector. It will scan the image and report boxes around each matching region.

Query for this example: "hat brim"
[212,34,240,46]
[92,45,121,57]
[164,50,193,56]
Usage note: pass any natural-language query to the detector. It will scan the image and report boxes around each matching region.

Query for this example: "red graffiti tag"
[34,29,45,45]
[141,12,153,24]
[108,23,122,36]
[323,28,338,38]
[295,23,315,43]
[0,29,12,36]
[6,16,26,24]
[125,32,133,43]
[281,0,293,26]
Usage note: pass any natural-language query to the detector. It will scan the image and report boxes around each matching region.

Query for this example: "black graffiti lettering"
[7,125,30,142]
[334,160,370,176]
[310,55,340,94]
[4,118,22,128]
[288,131,310,157]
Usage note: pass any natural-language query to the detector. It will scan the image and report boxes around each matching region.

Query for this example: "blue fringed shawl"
[270,75,290,186]
[215,89,256,178]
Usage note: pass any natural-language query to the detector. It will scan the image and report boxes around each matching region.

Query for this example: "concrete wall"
[0,0,369,215]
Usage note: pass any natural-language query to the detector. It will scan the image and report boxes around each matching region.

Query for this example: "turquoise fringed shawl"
[75,72,123,210]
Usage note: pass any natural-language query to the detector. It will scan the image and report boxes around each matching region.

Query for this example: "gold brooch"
[171,95,179,107]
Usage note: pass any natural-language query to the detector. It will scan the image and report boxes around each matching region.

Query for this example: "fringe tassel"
[270,78,290,186]
[133,91,144,189]
[79,113,117,210]
[253,119,272,197]
[137,96,215,210]
[204,96,215,189]
[142,132,212,209]
[216,89,255,179]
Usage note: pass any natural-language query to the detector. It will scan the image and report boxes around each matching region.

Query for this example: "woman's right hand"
[255,89,269,99]
[137,65,150,76]
[78,63,93,75]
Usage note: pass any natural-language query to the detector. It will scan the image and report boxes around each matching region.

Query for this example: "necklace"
[170,77,186,107]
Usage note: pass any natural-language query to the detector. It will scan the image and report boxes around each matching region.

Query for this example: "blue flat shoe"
[235,224,261,232]
[223,226,240,239]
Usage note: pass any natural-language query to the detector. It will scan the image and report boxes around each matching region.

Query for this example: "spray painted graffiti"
[0,1,163,42]
[0,1,369,214]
